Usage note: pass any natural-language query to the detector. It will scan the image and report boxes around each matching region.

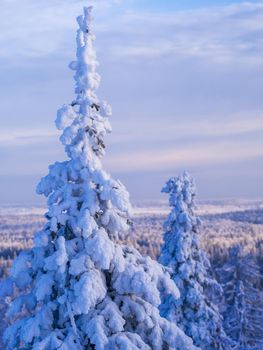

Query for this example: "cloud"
[110,113,263,146]
[1,0,263,67]
[2,110,262,149]
[0,129,58,146]
[0,0,123,59]
[104,139,263,173]
[105,2,263,67]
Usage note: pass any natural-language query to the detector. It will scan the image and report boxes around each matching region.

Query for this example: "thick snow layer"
[159,172,232,350]
[1,7,197,350]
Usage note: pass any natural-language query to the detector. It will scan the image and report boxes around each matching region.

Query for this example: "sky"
[0,0,263,204]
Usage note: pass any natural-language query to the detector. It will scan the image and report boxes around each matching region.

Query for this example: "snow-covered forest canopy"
[0,5,263,350]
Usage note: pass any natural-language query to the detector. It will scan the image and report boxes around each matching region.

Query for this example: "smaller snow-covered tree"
[216,245,263,350]
[159,172,231,350]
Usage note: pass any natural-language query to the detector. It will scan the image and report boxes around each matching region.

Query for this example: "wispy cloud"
[1,1,263,67]
[0,129,58,146]
[2,111,262,149]
[0,0,123,59]
[105,2,263,66]
[105,139,263,173]
[110,113,263,145]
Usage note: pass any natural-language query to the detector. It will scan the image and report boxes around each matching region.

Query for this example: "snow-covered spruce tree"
[1,7,198,350]
[216,246,263,349]
[158,172,231,350]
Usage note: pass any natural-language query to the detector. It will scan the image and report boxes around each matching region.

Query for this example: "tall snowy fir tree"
[158,172,231,350]
[216,246,263,350]
[0,7,198,350]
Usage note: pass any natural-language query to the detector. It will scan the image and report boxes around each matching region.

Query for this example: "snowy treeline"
[1,205,262,278]
[204,208,263,225]
[0,6,263,350]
